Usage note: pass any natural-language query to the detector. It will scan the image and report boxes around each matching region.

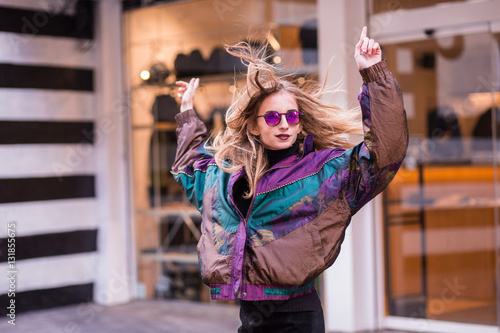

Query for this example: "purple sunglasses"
[256,110,304,127]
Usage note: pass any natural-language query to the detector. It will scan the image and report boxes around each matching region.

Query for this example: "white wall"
[94,0,134,306]
[317,0,379,331]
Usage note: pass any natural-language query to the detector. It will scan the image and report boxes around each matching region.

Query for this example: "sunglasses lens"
[264,112,281,126]
[286,111,301,125]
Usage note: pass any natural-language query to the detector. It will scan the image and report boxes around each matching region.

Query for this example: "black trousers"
[238,305,325,333]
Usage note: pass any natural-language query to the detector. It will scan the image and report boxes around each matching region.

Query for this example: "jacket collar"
[302,134,314,155]
[267,134,314,170]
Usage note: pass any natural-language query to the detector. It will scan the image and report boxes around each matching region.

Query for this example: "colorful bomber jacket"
[172,60,408,301]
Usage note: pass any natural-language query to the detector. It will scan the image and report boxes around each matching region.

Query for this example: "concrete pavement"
[0,299,421,333]
[0,299,240,333]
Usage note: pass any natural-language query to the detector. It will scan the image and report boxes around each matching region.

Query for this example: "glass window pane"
[382,31,498,325]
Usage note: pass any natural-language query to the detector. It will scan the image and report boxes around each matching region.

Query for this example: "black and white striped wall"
[0,0,133,315]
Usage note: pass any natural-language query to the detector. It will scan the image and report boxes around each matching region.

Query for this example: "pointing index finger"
[359,26,367,42]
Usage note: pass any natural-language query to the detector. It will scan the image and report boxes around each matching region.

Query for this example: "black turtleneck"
[233,143,300,218]
[266,142,300,168]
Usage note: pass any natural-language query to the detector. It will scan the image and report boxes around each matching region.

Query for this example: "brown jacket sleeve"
[171,109,209,175]
[343,60,409,212]
[358,60,408,169]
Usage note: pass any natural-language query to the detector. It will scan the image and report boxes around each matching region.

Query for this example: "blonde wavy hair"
[207,41,363,198]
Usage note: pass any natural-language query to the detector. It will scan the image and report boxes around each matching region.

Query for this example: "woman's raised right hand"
[176,78,199,112]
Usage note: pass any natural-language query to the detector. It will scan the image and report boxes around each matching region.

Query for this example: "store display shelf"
[132,122,177,131]
[136,204,200,219]
[131,72,244,91]
[141,251,199,264]
[130,64,319,92]
[176,72,245,84]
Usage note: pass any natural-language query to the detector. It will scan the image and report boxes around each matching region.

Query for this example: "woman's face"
[250,90,302,150]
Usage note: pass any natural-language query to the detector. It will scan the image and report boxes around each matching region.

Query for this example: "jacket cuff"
[175,109,196,126]
[359,59,388,83]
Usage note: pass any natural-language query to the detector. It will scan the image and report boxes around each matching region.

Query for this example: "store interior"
[122,0,318,302]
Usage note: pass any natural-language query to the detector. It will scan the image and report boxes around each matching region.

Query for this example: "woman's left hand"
[354,26,382,70]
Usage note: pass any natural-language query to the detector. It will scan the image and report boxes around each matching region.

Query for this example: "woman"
[172,27,408,332]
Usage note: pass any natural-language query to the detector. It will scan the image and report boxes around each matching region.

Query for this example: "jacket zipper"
[231,154,302,298]
[230,176,256,299]
[235,196,255,299]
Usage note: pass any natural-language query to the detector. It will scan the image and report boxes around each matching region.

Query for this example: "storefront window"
[382,30,499,326]
[123,0,318,301]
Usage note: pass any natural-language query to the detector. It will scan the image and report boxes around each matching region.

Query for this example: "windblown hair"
[206,41,363,198]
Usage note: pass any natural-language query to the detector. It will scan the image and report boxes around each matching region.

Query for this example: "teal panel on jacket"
[216,171,240,233]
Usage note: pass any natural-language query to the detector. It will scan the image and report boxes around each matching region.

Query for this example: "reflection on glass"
[383,32,498,325]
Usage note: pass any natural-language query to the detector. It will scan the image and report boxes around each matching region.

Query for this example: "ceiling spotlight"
[140,70,150,81]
